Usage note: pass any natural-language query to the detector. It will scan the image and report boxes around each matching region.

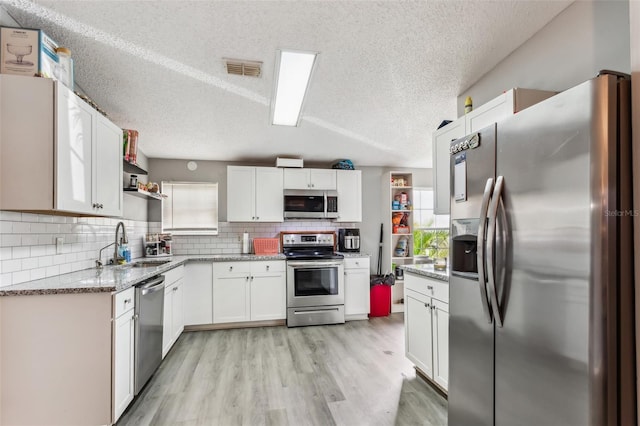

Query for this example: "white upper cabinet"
[465,88,555,133]
[432,119,466,215]
[56,83,95,214]
[0,75,122,216]
[433,88,555,214]
[336,170,362,222]
[283,168,336,190]
[227,166,283,222]
[255,167,285,222]
[227,166,255,222]
[94,115,123,216]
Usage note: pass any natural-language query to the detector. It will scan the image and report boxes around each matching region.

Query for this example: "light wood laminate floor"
[118,314,447,426]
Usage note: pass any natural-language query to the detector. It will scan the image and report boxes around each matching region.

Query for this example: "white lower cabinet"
[162,266,185,358]
[212,261,285,324]
[344,257,370,320]
[182,260,286,326]
[113,287,135,422]
[404,273,449,392]
[183,261,214,325]
[213,262,251,323]
[250,262,287,321]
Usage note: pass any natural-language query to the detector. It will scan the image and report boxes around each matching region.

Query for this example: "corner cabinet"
[404,272,449,392]
[433,88,555,214]
[0,75,123,216]
[183,261,214,326]
[227,166,283,222]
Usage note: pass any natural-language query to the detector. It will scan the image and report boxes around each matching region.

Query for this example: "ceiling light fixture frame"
[270,48,319,127]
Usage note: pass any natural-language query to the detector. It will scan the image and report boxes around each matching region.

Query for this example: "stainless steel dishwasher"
[134,275,165,395]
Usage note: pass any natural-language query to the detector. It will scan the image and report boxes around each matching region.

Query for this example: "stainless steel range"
[283,232,345,327]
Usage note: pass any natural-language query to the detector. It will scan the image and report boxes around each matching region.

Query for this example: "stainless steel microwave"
[283,190,339,219]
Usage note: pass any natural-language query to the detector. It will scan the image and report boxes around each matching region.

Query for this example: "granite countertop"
[336,252,370,258]
[0,254,287,297]
[401,264,449,282]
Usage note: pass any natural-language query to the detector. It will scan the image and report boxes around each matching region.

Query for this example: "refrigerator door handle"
[487,175,504,327]
[477,177,494,324]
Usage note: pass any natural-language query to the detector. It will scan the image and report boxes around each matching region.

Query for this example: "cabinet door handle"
[229,266,233,271]
[266,265,270,271]
[124,298,131,304]
[250,276,254,281]
[92,203,98,208]
[256,216,259,220]
[425,303,430,308]
[427,285,433,290]
[173,286,178,292]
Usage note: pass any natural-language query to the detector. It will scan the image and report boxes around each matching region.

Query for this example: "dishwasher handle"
[137,276,165,295]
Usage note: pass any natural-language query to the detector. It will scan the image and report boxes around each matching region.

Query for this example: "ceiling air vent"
[224,58,262,77]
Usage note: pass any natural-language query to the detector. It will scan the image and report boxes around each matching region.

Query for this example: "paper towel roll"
[242,232,250,254]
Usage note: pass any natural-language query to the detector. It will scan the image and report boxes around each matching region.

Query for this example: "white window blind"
[162,182,218,235]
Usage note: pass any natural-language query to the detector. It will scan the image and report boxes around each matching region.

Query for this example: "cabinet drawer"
[344,257,370,270]
[252,260,285,273]
[164,278,181,294]
[163,265,184,286]
[114,287,135,318]
[405,273,449,303]
[212,261,251,276]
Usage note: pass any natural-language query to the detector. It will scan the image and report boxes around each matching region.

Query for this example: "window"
[161,182,218,235]
[413,188,449,260]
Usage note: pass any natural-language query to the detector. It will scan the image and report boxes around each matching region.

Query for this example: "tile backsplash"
[0,211,148,288]
[0,211,355,288]
[149,220,355,255]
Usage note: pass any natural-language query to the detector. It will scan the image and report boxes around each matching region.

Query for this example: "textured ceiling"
[2,0,571,167]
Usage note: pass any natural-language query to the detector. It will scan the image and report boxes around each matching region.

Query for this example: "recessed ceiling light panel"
[271,49,318,126]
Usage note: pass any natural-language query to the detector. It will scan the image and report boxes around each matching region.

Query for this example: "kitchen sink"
[131,260,172,268]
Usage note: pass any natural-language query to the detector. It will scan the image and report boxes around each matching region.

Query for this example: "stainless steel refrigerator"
[448,72,635,426]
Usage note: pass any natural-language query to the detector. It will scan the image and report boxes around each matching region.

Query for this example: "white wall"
[457,0,631,115]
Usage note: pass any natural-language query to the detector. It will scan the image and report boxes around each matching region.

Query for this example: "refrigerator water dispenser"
[451,219,479,275]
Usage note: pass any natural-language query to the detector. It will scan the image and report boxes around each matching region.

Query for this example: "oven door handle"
[287,261,343,268]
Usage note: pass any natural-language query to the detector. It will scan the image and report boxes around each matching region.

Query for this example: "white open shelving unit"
[382,171,414,313]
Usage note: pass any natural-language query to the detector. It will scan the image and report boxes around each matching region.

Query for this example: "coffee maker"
[338,228,360,253]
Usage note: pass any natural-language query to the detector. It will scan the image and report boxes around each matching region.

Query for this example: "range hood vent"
[224,58,262,77]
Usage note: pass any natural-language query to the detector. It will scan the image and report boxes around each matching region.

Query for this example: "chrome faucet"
[114,221,128,264]
[96,242,115,268]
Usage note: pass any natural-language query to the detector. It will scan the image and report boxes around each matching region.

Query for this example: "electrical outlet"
[56,237,64,254]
